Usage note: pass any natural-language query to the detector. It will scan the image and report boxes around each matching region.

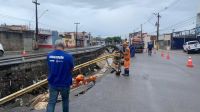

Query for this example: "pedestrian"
[122,42,131,76]
[129,44,135,58]
[46,39,74,112]
[147,42,153,56]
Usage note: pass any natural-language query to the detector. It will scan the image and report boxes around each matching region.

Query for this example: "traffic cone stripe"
[161,51,164,57]
[166,53,170,60]
[21,50,27,56]
[186,57,194,68]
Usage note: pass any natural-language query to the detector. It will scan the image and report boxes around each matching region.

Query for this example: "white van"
[0,43,4,56]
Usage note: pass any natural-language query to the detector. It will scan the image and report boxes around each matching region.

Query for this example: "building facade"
[0,25,34,51]
[171,28,196,49]
[38,29,59,49]
[143,35,156,48]
[60,32,91,48]
[158,34,171,50]
[59,32,76,48]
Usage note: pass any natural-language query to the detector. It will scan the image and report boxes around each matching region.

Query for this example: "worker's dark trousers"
[124,68,129,76]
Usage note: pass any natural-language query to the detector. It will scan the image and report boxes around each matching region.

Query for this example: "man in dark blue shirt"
[148,42,153,56]
[46,39,74,112]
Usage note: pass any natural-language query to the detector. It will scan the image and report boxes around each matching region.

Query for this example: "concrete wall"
[0,31,33,51]
[23,31,34,51]
[0,31,23,51]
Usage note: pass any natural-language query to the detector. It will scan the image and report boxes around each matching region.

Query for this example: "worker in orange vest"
[122,42,130,76]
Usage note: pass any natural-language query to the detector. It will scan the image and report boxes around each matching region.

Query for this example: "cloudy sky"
[0,0,199,38]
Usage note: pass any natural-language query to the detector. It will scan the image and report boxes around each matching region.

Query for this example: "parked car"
[183,41,200,54]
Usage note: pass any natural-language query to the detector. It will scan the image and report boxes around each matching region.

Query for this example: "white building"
[143,34,157,48]
[158,34,171,50]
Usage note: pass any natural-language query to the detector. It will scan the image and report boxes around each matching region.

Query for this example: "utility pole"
[155,13,161,50]
[32,0,40,50]
[141,24,143,38]
[171,29,175,49]
[88,32,91,46]
[129,34,131,45]
[74,23,80,47]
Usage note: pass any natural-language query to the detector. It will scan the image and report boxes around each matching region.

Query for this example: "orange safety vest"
[124,47,130,69]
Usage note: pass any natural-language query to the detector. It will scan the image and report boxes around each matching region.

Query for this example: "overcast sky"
[0,0,199,38]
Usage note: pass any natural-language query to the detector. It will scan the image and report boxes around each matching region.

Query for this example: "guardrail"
[0,54,116,105]
[0,46,103,66]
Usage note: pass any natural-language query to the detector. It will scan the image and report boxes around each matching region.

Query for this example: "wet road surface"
[31,51,200,112]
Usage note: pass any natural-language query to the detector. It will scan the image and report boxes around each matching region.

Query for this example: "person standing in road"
[147,42,153,56]
[129,44,135,58]
[122,42,131,76]
[46,39,74,112]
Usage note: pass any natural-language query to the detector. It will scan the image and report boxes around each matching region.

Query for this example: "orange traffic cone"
[21,49,27,56]
[186,56,194,68]
[166,53,170,60]
[161,51,164,57]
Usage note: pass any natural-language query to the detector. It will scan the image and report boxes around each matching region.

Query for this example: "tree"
[105,36,122,44]
[112,36,122,43]
[105,37,113,43]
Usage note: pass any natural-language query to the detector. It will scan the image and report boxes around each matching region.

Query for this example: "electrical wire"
[133,0,182,33]
[0,12,68,31]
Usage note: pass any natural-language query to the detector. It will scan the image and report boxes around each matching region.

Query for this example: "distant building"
[60,32,91,48]
[37,29,59,49]
[59,32,76,48]
[158,34,171,50]
[143,35,156,48]
[77,32,91,47]
[171,28,196,49]
[0,24,29,31]
[91,37,105,46]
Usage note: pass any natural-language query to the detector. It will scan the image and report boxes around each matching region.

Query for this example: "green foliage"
[105,36,122,43]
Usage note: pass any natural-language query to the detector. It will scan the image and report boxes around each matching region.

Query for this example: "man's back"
[148,43,153,50]
[47,50,74,88]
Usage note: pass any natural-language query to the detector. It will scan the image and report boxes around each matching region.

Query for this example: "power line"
[151,16,196,33]
[0,12,68,32]
[159,16,196,32]
[133,0,182,33]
